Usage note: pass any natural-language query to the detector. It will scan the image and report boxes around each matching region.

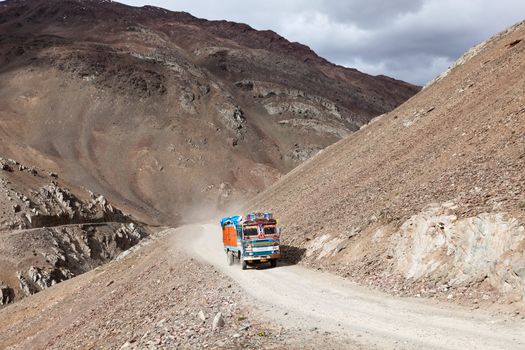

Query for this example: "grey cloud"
[317,0,425,28]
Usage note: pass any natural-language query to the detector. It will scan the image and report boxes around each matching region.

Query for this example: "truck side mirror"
[276,227,281,235]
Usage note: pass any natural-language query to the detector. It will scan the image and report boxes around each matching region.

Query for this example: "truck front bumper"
[243,253,281,262]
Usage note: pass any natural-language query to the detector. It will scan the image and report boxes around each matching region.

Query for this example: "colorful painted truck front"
[220,212,281,270]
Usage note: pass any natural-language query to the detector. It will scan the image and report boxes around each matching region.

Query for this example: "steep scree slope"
[250,21,525,304]
[0,0,418,225]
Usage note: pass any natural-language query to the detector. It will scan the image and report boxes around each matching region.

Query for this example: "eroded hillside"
[250,21,525,304]
[0,0,418,225]
[0,157,148,304]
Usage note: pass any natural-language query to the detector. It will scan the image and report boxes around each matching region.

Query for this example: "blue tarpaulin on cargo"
[220,215,242,227]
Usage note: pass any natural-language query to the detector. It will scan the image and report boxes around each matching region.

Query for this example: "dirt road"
[176,224,525,350]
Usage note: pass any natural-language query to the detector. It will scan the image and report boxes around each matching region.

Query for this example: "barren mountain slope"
[0,0,418,225]
[250,21,525,304]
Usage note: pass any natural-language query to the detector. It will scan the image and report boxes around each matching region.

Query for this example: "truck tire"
[241,260,247,270]
[227,252,234,266]
[270,259,277,268]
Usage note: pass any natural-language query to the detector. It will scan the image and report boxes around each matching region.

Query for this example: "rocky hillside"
[250,21,525,305]
[0,0,418,225]
[0,157,148,305]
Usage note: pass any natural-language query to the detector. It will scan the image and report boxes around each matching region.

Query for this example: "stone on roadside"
[120,341,131,349]
[212,312,224,330]
[198,310,206,322]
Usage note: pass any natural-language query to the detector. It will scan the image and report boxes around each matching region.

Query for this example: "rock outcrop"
[394,205,525,300]
[0,285,13,305]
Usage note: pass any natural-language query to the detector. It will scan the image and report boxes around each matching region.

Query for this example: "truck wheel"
[241,260,247,270]
[227,252,234,266]
[270,259,277,268]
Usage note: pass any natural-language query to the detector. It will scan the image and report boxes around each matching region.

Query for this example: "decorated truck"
[220,212,281,270]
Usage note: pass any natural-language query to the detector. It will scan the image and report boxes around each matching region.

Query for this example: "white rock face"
[394,203,525,299]
[306,234,347,260]
[264,101,321,118]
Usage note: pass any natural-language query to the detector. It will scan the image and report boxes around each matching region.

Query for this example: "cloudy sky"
[121,0,525,85]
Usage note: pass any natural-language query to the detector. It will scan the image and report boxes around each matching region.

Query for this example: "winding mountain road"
[175,223,525,350]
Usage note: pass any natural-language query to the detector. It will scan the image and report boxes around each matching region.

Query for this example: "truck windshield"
[243,227,258,236]
[263,226,276,235]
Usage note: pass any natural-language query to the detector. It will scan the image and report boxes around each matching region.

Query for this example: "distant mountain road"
[175,223,525,350]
